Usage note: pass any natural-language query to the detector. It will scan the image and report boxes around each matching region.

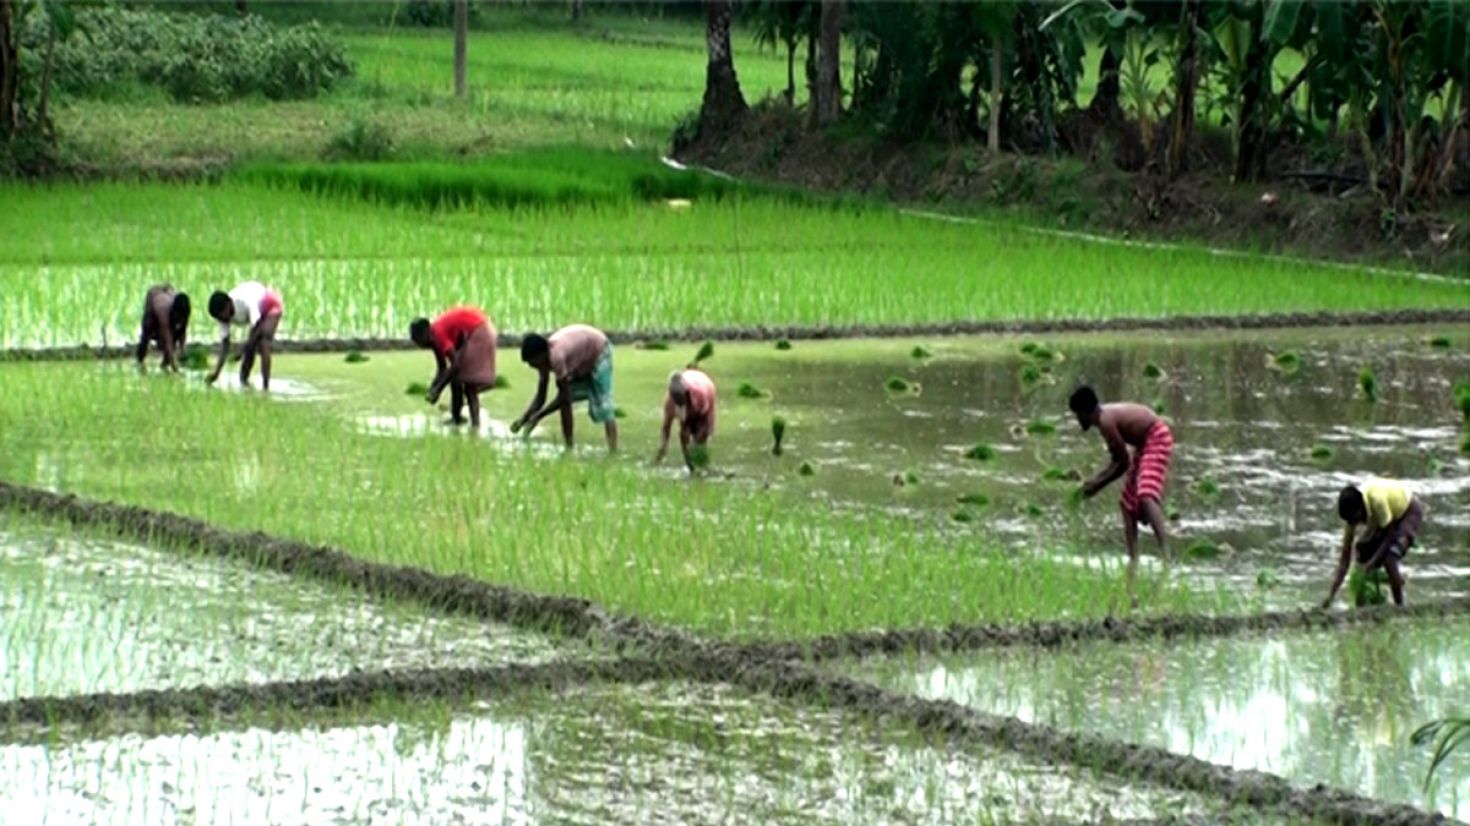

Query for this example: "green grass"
[48,12,801,167]
[1,172,1463,348]
[0,364,1196,638]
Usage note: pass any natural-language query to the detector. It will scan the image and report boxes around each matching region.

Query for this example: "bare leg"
[1123,508,1140,608]
[1139,498,1169,563]
[466,387,482,429]
[239,339,257,386]
[449,382,466,425]
[259,340,272,392]
[605,419,619,453]
[1384,556,1406,606]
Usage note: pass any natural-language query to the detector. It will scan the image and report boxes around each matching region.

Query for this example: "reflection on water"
[0,681,1276,825]
[0,527,576,701]
[189,372,326,402]
[847,618,1470,819]
[661,329,1470,607]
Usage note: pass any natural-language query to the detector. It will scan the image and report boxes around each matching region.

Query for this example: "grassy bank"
[0,363,1201,637]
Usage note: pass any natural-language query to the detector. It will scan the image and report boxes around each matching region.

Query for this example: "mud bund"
[1,481,1456,824]
[2,309,1467,362]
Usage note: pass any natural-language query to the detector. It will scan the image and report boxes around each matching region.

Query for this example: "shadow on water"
[845,617,1470,820]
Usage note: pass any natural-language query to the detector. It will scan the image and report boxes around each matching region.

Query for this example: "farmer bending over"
[206,281,283,391]
[1322,478,1425,609]
[136,284,190,373]
[410,306,497,429]
[655,368,716,471]
[1070,385,1174,604]
[511,324,618,452]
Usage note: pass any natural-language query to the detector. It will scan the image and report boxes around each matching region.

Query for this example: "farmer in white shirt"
[206,281,284,391]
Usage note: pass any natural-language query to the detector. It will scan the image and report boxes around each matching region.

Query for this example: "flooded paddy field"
[0,679,1284,825]
[842,616,1470,820]
[0,516,586,701]
[291,324,1470,609]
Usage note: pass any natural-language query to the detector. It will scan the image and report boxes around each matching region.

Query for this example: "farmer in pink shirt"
[655,368,717,471]
[206,281,283,391]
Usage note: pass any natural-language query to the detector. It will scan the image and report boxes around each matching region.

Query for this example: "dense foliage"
[737,0,1470,209]
[20,5,352,103]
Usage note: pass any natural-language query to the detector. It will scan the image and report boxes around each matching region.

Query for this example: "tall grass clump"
[238,149,782,211]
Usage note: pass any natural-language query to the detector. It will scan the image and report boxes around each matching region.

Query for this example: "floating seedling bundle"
[1358,367,1379,403]
[344,350,369,363]
[737,381,770,399]
[1267,351,1301,375]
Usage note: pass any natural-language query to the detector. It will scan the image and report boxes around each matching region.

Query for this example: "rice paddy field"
[6,7,1470,825]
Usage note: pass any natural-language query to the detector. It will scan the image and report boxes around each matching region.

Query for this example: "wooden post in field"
[453,0,468,98]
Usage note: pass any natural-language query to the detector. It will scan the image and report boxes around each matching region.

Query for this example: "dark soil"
[4,309,1468,363]
[678,104,1470,278]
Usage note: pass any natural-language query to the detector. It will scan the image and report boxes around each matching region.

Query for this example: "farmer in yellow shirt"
[1321,478,1426,608]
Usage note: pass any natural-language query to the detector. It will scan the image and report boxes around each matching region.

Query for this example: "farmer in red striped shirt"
[410,306,497,429]
[1070,385,1174,606]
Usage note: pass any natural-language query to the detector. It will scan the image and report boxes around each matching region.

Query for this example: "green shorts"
[568,344,616,424]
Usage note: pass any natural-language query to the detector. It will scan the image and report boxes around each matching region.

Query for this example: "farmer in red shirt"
[655,368,717,470]
[1070,385,1174,606]
[410,307,497,428]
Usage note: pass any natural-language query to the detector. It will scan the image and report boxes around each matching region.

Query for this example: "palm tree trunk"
[987,42,1002,154]
[785,39,795,105]
[813,0,843,127]
[1166,0,1201,177]
[699,0,747,135]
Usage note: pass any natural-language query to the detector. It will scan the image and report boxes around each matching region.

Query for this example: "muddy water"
[0,522,586,700]
[319,326,1469,608]
[623,328,1469,608]
[0,680,1280,825]
[844,617,1470,820]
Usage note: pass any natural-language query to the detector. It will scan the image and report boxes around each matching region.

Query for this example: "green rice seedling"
[965,444,997,461]
[955,493,989,507]
[613,406,628,419]
[1256,568,1279,589]
[774,339,792,351]
[493,374,510,389]
[1359,366,1379,403]
[344,350,369,363]
[797,460,815,477]
[405,381,430,396]
[1454,381,1470,422]
[1429,335,1452,349]
[1142,362,1165,380]
[1348,567,1388,607]
[910,345,932,360]
[770,416,786,456]
[1192,478,1221,499]
[1461,433,1470,455]
[1268,351,1302,375]
[1023,503,1045,518]
[180,344,209,371]
[1019,342,1039,356]
[1042,467,1081,483]
[737,382,769,400]
[1165,504,1180,522]
[1066,487,1086,507]
[904,471,920,486]
[1025,419,1057,437]
[951,509,975,523]
[885,376,912,394]
[1150,398,1167,415]
[1019,363,1045,388]
[1309,444,1335,461]
[688,444,710,470]
[638,339,670,351]
[692,340,715,364]
[1183,539,1222,560]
